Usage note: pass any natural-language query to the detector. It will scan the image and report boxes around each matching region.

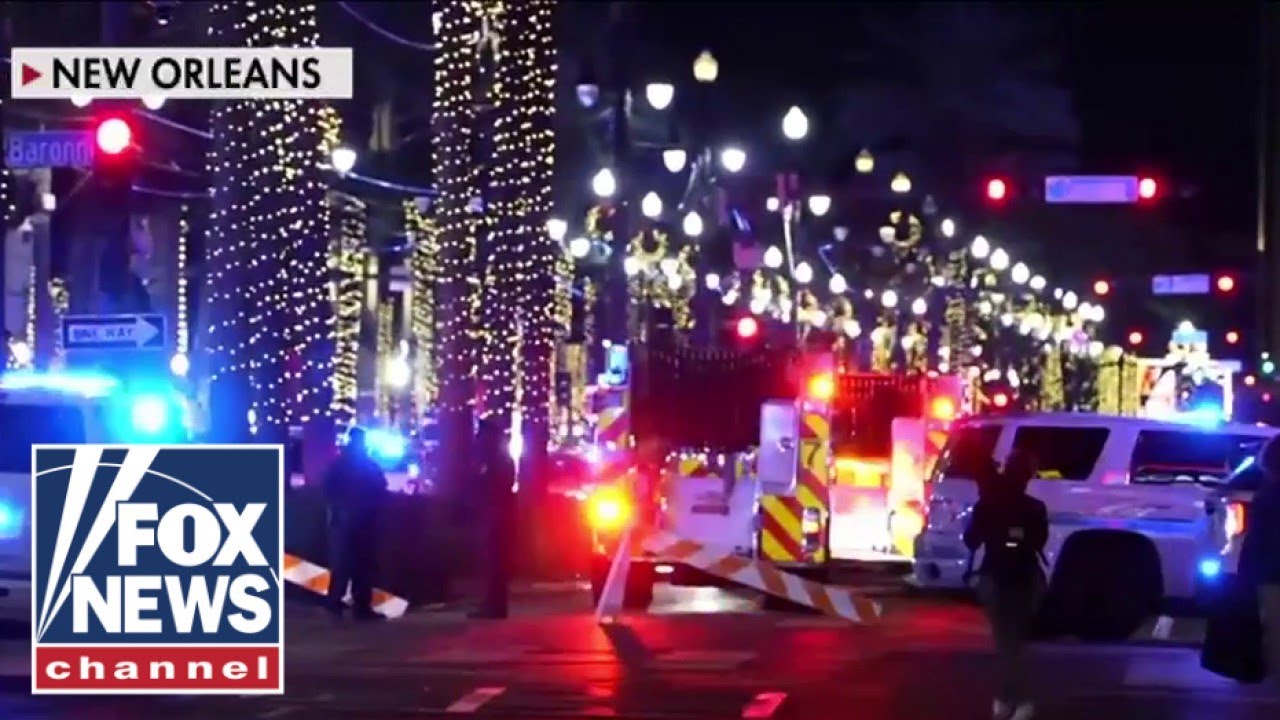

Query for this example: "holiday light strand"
[404,200,440,418]
[206,1,333,431]
[176,205,190,355]
[434,0,482,416]
[330,191,366,427]
[376,301,394,422]
[50,279,68,366]
[0,6,10,235]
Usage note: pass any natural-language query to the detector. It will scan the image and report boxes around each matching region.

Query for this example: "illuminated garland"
[330,191,367,427]
[50,279,68,367]
[207,2,333,431]
[0,8,10,235]
[434,0,482,417]
[376,302,394,422]
[583,278,597,369]
[624,229,696,334]
[176,205,190,357]
[405,200,439,418]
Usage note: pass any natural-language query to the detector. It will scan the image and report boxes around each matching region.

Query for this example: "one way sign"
[62,314,166,351]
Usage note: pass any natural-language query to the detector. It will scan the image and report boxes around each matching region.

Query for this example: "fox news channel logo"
[30,445,284,695]
[10,48,353,100]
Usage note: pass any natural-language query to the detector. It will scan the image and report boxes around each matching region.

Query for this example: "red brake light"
[586,485,631,531]
[1226,501,1247,539]
[992,392,1009,408]
[807,372,835,402]
[736,316,760,339]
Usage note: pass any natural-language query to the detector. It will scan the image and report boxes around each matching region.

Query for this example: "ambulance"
[584,341,966,608]
[0,370,191,624]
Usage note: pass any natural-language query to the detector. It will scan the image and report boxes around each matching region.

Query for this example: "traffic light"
[1127,330,1144,346]
[1093,279,1111,296]
[92,113,138,187]
[1226,330,1240,345]
[96,117,132,156]
[985,178,1008,202]
[1215,274,1236,293]
[1137,176,1158,200]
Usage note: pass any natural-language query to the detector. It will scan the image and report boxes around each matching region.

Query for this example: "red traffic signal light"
[1093,279,1111,296]
[1226,330,1240,345]
[991,392,1010,409]
[1127,330,1144,346]
[95,117,133,156]
[736,316,760,340]
[1137,177,1158,200]
[1216,274,1236,293]
[986,178,1008,201]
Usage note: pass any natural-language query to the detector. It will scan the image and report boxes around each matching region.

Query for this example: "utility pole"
[604,1,632,357]
[30,170,55,369]
[1259,3,1280,363]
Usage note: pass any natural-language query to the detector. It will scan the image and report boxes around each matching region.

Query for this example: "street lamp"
[682,211,704,237]
[546,217,568,241]
[855,149,875,174]
[720,147,747,173]
[592,168,617,198]
[645,82,674,110]
[829,273,848,294]
[881,289,899,309]
[794,261,813,284]
[940,218,956,238]
[911,297,928,316]
[989,248,1010,271]
[807,194,831,217]
[970,235,991,259]
[331,146,357,174]
[693,51,719,83]
[662,148,687,173]
[704,272,721,290]
[763,245,784,269]
[1062,291,1079,310]
[569,237,592,259]
[641,192,663,219]
[575,81,600,108]
[1029,275,1047,291]
[782,106,809,141]
[766,197,780,212]
[1011,262,1030,285]
[70,95,92,108]
[142,95,166,110]
[890,172,912,194]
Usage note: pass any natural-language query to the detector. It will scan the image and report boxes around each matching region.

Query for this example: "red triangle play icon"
[21,63,42,86]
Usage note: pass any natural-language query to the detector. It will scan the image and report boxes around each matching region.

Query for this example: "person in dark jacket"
[323,427,388,620]
[1240,435,1280,687]
[964,449,1049,720]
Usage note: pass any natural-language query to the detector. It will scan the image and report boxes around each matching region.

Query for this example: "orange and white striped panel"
[641,531,880,624]
[597,404,628,446]
[282,553,409,619]
[760,410,829,564]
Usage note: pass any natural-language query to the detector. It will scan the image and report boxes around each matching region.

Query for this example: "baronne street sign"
[62,314,166,352]
[5,130,96,169]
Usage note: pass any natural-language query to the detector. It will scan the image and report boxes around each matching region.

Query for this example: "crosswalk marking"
[446,686,506,713]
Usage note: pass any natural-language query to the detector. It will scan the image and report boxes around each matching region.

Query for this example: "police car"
[0,371,190,624]
[913,411,1275,639]
[1202,450,1268,590]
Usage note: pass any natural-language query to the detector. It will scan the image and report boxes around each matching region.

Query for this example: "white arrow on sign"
[67,316,161,348]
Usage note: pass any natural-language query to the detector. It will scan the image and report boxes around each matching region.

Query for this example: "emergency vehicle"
[584,341,966,608]
[0,370,191,623]
[914,411,1275,639]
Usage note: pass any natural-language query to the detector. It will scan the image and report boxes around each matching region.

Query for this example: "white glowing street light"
[644,82,674,110]
[782,106,809,141]
[331,146,357,174]
[70,95,92,108]
[682,211,704,237]
[662,148,688,173]
[1011,262,1030,285]
[1062,291,1079,310]
[592,168,617,198]
[989,248,1010,271]
[720,147,747,173]
[881,289,899,309]
[704,272,721,290]
[766,197,780,212]
[940,218,956,238]
[793,261,813,285]
[546,217,567,241]
[854,148,875,174]
[970,235,991,259]
[911,297,928,316]
[1029,275,1047,291]
[641,191,663,219]
[568,237,592,259]
[169,353,190,378]
[142,95,166,110]
[828,273,848,294]
[763,245,784,269]
[890,172,912,194]
[807,194,832,217]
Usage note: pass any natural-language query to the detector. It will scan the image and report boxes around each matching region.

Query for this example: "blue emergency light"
[1198,557,1223,580]
[0,500,23,540]
[0,370,190,441]
[365,428,408,462]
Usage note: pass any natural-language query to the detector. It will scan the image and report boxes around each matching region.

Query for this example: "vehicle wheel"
[589,555,654,610]
[1046,532,1162,641]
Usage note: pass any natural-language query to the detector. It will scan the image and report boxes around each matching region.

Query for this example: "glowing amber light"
[586,485,631,531]
[807,372,836,402]
[929,396,957,421]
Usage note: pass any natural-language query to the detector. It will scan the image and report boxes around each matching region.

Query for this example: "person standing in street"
[964,449,1049,720]
[1240,436,1280,689]
[323,427,388,621]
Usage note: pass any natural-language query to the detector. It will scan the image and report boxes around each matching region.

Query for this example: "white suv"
[0,371,189,625]
[913,412,1274,639]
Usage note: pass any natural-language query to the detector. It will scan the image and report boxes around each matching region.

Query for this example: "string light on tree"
[329,191,367,427]
[405,199,440,420]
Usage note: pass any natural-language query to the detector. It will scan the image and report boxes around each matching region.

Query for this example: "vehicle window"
[1129,430,1264,485]
[932,425,1002,481]
[1010,426,1109,481]
[0,403,88,473]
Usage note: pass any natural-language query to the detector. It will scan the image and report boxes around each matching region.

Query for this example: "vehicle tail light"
[1226,501,1247,540]
[585,485,632,532]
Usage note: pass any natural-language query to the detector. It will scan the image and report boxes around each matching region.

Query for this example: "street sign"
[1152,273,1211,296]
[5,130,95,169]
[1044,175,1140,204]
[1171,329,1209,347]
[62,314,166,352]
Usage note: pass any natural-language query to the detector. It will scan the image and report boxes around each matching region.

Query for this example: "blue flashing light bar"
[0,370,120,397]
[1045,175,1140,204]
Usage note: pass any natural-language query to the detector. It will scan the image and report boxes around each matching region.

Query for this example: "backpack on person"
[975,497,1047,584]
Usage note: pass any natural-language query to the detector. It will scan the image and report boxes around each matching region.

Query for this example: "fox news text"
[31,445,285,695]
